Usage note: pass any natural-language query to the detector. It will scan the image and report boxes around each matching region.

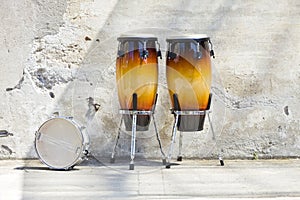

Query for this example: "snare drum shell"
[35,117,89,170]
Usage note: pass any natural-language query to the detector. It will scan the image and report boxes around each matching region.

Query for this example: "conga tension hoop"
[166,36,215,60]
[117,36,162,59]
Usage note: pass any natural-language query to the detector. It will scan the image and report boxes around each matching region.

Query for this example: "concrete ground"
[1,158,300,200]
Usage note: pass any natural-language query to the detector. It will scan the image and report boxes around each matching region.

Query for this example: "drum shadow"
[86,154,166,168]
[14,166,79,171]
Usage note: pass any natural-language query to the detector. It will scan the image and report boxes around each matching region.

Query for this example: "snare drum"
[166,35,214,131]
[116,34,160,131]
[35,117,89,170]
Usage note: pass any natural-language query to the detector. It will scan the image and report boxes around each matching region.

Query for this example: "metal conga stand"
[166,94,224,168]
[110,93,166,170]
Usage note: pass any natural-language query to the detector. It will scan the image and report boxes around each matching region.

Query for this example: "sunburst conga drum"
[116,35,160,131]
[166,35,214,131]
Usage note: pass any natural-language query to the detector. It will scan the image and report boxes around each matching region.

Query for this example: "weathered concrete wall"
[0,0,299,160]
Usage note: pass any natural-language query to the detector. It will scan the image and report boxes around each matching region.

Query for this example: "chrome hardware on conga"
[111,34,166,170]
[35,117,90,170]
[165,35,223,167]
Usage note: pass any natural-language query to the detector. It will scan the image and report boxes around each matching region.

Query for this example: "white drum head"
[166,34,209,41]
[35,117,84,169]
[117,34,158,41]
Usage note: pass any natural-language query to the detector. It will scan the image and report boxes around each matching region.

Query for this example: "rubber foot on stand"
[220,159,224,166]
[162,158,167,165]
[110,157,115,163]
[177,156,182,162]
[129,163,134,170]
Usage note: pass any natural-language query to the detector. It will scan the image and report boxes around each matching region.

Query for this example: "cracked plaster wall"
[0,0,299,160]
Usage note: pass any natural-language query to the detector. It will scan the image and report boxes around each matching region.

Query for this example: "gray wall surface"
[0,0,299,160]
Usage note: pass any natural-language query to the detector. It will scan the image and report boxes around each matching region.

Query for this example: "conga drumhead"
[166,34,210,41]
[35,117,84,169]
[117,34,158,41]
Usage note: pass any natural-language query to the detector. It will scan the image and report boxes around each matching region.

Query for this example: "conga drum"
[166,35,214,131]
[116,35,160,131]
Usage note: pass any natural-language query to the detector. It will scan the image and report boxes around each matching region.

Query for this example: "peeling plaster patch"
[31,67,74,89]
[25,26,89,90]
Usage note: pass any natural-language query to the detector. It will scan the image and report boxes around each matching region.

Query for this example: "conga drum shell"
[116,35,159,131]
[166,35,213,131]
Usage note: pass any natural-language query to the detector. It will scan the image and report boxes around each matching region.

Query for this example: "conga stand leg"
[177,131,183,161]
[166,113,179,168]
[129,112,137,170]
[110,118,123,163]
[152,114,166,165]
[207,112,224,166]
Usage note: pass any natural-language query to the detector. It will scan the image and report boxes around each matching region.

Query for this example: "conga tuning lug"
[210,50,215,58]
[118,50,125,57]
[83,150,89,156]
[167,52,177,60]
[140,50,148,59]
[196,51,202,59]
[157,50,162,59]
